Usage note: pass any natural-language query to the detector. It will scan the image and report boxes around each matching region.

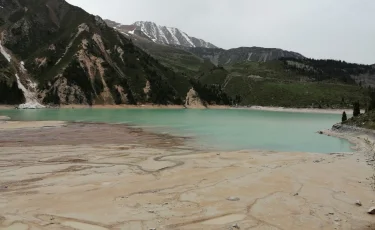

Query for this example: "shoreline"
[0,104,357,114]
[244,106,360,115]
[1,120,375,229]
[322,123,375,155]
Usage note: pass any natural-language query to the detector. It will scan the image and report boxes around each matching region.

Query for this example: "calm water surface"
[0,108,352,153]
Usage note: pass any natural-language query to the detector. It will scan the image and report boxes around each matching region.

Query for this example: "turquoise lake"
[0,108,352,153]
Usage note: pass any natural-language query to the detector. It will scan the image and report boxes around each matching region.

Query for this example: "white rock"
[355,200,362,206]
[0,40,11,62]
[17,102,45,109]
[227,196,240,201]
[368,207,375,214]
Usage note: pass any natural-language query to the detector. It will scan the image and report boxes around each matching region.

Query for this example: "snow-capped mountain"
[105,20,217,49]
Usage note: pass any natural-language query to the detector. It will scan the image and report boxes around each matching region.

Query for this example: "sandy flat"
[0,121,66,131]
[0,122,374,230]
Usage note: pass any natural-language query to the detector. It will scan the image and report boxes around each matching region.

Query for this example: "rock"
[293,193,299,196]
[148,210,155,213]
[232,223,240,229]
[355,200,362,206]
[149,228,156,230]
[328,212,334,215]
[318,131,323,134]
[17,102,45,109]
[313,158,325,163]
[227,196,240,201]
[334,217,341,222]
[368,207,375,214]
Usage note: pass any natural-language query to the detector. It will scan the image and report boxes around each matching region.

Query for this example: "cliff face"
[0,0,192,107]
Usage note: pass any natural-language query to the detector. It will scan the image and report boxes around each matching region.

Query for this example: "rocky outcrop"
[352,73,375,87]
[185,88,205,108]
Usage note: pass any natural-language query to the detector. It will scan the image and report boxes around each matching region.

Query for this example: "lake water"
[0,108,352,153]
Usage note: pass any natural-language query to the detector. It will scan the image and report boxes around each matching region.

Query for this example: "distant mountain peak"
[105,20,217,49]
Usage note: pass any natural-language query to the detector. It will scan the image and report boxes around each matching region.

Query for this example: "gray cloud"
[67,0,375,64]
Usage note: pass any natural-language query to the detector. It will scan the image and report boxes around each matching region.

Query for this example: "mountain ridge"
[105,19,217,49]
[105,19,305,66]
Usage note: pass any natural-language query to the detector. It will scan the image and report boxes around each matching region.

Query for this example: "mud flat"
[0,122,374,230]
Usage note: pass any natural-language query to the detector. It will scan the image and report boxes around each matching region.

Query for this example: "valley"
[0,0,373,109]
[1,1,375,229]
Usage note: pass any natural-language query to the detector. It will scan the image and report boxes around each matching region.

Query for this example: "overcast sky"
[67,0,375,64]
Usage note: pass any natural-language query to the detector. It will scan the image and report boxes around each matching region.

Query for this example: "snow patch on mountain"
[181,32,195,47]
[130,21,216,48]
[166,27,180,45]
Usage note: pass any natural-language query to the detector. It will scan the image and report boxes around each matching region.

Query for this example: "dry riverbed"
[0,121,374,230]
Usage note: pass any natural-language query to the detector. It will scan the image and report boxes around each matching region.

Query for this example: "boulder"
[227,196,240,201]
[368,207,375,214]
[232,223,240,229]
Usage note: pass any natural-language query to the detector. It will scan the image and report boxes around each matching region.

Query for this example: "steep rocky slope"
[105,20,217,49]
[0,0,197,107]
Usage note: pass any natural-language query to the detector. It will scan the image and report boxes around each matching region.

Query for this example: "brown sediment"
[0,121,374,230]
[0,122,187,148]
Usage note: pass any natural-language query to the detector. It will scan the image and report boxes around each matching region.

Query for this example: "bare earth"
[0,121,374,230]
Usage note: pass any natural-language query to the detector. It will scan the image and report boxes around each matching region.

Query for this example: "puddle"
[202,214,246,225]
[0,223,29,230]
[61,221,108,230]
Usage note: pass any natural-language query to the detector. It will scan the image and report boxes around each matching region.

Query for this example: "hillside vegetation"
[0,2,372,108]
[0,0,198,106]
